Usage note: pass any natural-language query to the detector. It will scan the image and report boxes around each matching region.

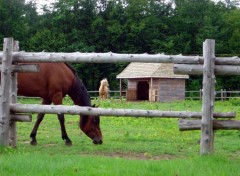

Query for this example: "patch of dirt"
[19,140,31,144]
[19,141,58,147]
[81,152,177,160]
[42,143,58,147]
[18,141,178,160]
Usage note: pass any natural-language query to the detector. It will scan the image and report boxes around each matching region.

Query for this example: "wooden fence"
[18,89,240,100]
[186,90,240,100]
[22,89,236,100]
[0,38,240,155]
[87,90,240,100]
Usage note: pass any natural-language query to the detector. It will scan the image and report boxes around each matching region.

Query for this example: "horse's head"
[101,78,109,87]
[79,108,102,145]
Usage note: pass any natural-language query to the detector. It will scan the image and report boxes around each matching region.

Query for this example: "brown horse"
[99,78,109,99]
[17,63,102,145]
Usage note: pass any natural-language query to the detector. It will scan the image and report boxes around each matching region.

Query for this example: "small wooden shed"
[116,62,189,102]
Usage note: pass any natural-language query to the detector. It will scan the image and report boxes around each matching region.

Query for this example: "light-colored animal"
[99,78,109,99]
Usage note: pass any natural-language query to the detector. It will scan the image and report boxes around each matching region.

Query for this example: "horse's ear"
[92,104,99,108]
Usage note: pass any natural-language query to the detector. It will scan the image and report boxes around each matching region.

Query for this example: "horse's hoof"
[65,141,72,146]
[30,141,37,146]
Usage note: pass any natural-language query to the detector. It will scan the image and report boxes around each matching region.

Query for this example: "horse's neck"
[99,84,105,92]
[69,76,91,106]
[104,85,108,91]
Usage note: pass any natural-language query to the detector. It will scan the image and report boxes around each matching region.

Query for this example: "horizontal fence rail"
[10,103,236,119]
[17,90,240,100]
[186,90,240,100]
[88,90,126,99]
[0,51,239,65]
[0,64,39,72]
[179,119,240,131]
[174,64,240,75]
[1,52,200,63]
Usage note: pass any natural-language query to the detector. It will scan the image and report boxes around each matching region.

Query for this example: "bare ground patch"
[81,152,177,160]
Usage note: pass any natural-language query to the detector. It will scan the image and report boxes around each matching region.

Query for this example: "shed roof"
[116,62,189,79]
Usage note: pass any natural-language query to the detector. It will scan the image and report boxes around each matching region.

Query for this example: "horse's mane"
[65,63,93,128]
[64,63,77,75]
[66,63,91,107]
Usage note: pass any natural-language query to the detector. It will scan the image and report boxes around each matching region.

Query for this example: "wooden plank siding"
[159,79,185,102]
[126,89,137,101]
[118,63,188,102]
[126,78,186,102]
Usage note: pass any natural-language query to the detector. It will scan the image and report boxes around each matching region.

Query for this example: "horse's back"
[18,63,75,99]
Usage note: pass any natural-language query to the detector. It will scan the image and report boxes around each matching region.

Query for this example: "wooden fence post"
[201,39,215,154]
[199,89,202,100]
[9,41,19,147]
[0,38,13,146]
[119,79,122,98]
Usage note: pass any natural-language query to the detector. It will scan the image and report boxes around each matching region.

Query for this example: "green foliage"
[228,98,240,106]
[0,0,27,48]
[0,0,240,90]
[27,29,67,52]
[220,9,240,53]
[0,146,17,155]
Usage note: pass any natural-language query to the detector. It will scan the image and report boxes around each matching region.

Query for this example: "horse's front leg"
[52,92,72,146]
[30,113,45,145]
[58,114,72,146]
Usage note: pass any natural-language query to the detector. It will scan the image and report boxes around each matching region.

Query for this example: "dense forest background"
[0,0,239,91]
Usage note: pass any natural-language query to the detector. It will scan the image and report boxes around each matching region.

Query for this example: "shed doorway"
[137,81,149,100]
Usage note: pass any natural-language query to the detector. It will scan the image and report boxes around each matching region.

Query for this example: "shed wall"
[158,78,185,102]
[149,78,160,102]
[126,78,186,102]
[126,79,137,101]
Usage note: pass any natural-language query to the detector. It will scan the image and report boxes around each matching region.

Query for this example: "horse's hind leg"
[30,99,52,145]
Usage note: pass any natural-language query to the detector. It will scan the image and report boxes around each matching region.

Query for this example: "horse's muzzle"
[93,138,103,145]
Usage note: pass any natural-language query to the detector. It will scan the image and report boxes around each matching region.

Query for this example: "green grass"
[1,153,240,176]
[1,98,240,175]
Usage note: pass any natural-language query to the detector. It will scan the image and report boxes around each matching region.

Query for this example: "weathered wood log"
[174,64,240,75]
[201,39,215,154]
[6,52,201,63]
[0,38,13,146]
[215,56,240,65]
[10,52,201,63]
[210,112,235,118]
[9,103,236,118]
[179,119,240,131]
[10,114,32,122]
[9,41,19,147]
[0,51,238,65]
[0,64,39,73]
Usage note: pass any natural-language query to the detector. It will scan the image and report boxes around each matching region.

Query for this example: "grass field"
[1,98,240,175]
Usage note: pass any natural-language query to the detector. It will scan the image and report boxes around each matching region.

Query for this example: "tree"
[219,9,240,54]
[0,0,27,48]
[27,28,67,52]
[1,0,239,91]
[51,0,97,51]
